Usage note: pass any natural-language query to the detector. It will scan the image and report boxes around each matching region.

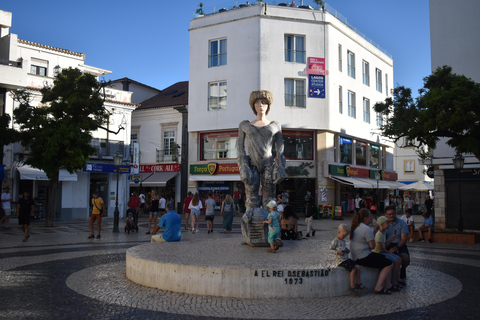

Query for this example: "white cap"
[266,200,277,209]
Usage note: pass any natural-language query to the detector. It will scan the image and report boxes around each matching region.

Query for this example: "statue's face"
[254,98,269,115]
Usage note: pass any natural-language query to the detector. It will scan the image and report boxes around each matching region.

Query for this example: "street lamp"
[113,153,123,233]
[452,153,465,232]
[375,171,381,215]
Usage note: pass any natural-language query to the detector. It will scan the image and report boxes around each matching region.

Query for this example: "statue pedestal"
[241,208,269,247]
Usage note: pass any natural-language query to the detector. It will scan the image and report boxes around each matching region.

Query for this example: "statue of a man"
[237,90,286,211]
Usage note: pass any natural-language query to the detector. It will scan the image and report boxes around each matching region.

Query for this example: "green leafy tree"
[313,0,325,8]
[0,113,18,155]
[374,65,480,161]
[12,68,109,227]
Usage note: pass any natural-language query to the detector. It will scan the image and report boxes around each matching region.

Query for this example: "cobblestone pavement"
[1,214,479,319]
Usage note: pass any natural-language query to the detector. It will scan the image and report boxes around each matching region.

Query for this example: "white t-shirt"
[188,200,203,211]
[2,192,11,209]
[406,199,414,209]
[350,223,374,261]
[139,194,145,204]
[159,197,166,209]
[355,198,362,209]
[277,204,284,213]
[401,214,414,226]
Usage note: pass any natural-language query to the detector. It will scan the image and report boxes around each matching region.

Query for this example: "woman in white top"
[350,208,394,294]
[188,192,203,234]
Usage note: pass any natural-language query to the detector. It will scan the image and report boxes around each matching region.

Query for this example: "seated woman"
[281,205,299,240]
[350,208,394,294]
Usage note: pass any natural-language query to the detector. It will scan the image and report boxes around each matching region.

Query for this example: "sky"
[2,0,431,96]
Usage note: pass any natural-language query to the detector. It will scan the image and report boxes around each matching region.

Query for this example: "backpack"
[224,203,232,212]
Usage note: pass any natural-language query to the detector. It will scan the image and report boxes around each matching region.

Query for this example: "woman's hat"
[249,90,273,110]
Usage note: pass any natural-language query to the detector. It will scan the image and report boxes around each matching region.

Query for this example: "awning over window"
[330,175,401,189]
[130,172,179,187]
[189,174,241,182]
[17,165,78,181]
[329,175,375,189]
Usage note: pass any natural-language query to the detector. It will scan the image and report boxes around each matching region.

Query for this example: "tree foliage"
[374,65,480,160]
[12,68,109,226]
[0,113,18,154]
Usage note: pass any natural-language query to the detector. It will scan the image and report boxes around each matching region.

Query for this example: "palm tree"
[196,2,205,15]
[313,0,325,9]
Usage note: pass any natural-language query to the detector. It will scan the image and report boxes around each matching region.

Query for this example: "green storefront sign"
[329,165,346,176]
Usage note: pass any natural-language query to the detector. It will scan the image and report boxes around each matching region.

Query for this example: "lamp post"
[113,153,123,233]
[452,153,465,232]
[375,171,381,215]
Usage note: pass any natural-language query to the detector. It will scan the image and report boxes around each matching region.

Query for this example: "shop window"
[200,131,238,160]
[369,144,380,168]
[340,137,352,164]
[283,130,313,160]
[356,141,367,166]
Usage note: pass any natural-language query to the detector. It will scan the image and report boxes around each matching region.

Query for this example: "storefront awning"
[17,165,78,181]
[189,174,241,182]
[130,172,179,187]
[353,177,390,189]
[329,175,375,189]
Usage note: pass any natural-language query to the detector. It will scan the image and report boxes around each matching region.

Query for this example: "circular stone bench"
[126,238,381,299]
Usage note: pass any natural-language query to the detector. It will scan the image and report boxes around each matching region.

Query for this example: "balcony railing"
[156,145,180,163]
[0,58,22,68]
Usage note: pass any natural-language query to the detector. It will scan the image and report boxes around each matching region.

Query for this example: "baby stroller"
[125,208,139,233]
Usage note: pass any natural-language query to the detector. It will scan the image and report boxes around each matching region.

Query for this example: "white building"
[188,3,396,213]
[129,81,188,208]
[429,0,480,230]
[1,10,135,221]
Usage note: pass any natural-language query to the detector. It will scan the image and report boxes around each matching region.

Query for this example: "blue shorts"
[150,211,159,216]
[379,252,400,262]
[191,208,201,216]
[268,229,280,243]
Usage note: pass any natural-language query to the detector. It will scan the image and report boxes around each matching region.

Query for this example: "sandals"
[348,287,359,296]
[88,234,95,239]
[355,283,368,290]
[374,288,392,295]
[388,285,401,292]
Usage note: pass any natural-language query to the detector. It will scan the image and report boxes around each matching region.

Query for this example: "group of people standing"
[183,191,236,234]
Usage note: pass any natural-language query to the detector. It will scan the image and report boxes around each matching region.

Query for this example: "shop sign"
[190,163,239,175]
[140,164,180,172]
[445,168,480,181]
[308,75,325,98]
[329,165,346,176]
[84,163,130,174]
[380,170,398,181]
[345,165,369,178]
[306,57,329,75]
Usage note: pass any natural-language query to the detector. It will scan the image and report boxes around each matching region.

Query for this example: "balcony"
[156,145,180,163]
[0,58,26,89]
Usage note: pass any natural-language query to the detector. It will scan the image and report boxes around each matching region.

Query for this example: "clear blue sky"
[3,0,430,96]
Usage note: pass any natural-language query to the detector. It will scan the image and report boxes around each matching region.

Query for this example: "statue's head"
[249,90,273,115]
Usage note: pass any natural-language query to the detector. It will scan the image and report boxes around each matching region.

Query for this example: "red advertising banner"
[140,164,181,173]
[381,170,398,181]
[306,57,329,75]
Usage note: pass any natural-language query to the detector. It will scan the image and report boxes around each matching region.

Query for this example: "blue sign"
[308,75,325,98]
[83,163,131,174]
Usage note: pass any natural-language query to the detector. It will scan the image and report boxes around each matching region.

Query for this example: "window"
[340,137,352,164]
[362,60,369,86]
[209,38,227,67]
[376,112,383,127]
[385,73,389,96]
[30,65,47,76]
[347,51,355,78]
[369,144,380,168]
[200,131,238,160]
[338,86,343,114]
[338,44,342,72]
[376,68,382,93]
[404,160,415,174]
[363,98,370,123]
[356,141,367,166]
[208,81,227,110]
[348,91,356,118]
[284,35,305,63]
[284,79,306,108]
[163,131,175,155]
[30,58,48,76]
[283,130,314,160]
[404,137,415,147]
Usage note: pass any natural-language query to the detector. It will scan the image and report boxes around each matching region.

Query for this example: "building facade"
[188,4,396,213]
[1,10,135,221]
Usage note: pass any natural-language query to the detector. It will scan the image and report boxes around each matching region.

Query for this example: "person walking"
[188,192,203,233]
[89,191,104,239]
[0,187,12,229]
[17,191,35,242]
[221,194,236,233]
[146,190,159,234]
[183,191,193,230]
